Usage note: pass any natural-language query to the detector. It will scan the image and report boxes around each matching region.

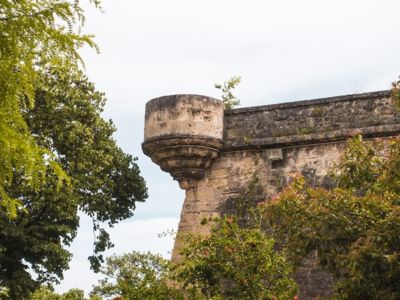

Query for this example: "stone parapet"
[224,90,399,150]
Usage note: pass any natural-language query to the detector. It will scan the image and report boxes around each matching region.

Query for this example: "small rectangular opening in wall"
[266,148,283,161]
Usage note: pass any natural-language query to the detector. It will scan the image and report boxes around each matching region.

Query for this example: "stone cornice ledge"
[224,124,400,151]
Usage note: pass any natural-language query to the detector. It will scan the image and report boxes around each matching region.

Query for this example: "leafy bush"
[173,215,297,300]
[90,252,183,300]
[30,285,101,300]
[264,134,400,299]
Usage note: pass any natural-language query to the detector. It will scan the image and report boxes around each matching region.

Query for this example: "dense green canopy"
[0,1,148,298]
[0,0,98,217]
[91,252,180,300]
[0,65,147,299]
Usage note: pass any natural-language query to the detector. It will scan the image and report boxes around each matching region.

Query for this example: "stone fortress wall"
[142,90,400,299]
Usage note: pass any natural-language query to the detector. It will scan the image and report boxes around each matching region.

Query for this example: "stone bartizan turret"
[142,94,224,190]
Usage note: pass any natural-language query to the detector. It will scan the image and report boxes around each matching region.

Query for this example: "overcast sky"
[55,0,400,294]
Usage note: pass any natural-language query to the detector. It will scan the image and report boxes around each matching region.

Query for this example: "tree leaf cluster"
[0,0,98,217]
[173,215,297,300]
[30,285,101,300]
[0,1,149,298]
[90,252,183,300]
[214,76,241,109]
[172,183,297,300]
[89,218,296,300]
[88,185,296,300]
[0,66,147,299]
[264,132,400,299]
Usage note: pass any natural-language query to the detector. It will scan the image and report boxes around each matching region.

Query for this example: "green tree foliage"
[89,182,296,300]
[32,66,148,269]
[174,191,297,300]
[0,0,99,217]
[30,285,101,300]
[0,1,147,298]
[0,67,147,299]
[90,221,296,300]
[90,252,182,300]
[174,216,297,300]
[214,76,241,109]
[264,130,400,298]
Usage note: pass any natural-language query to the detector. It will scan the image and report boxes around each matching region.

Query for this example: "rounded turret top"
[142,94,224,190]
[144,94,223,141]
